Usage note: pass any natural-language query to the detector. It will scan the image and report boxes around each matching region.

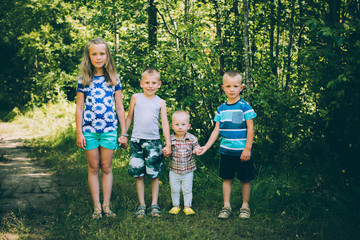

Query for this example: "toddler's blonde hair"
[172,110,190,122]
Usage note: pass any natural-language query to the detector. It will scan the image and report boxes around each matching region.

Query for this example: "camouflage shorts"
[128,138,163,178]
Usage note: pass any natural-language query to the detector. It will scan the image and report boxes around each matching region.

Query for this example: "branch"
[156,8,186,49]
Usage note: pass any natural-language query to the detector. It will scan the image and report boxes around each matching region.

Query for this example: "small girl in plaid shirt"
[168,110,201,215]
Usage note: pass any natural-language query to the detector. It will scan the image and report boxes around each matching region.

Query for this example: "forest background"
[0,0,359,239]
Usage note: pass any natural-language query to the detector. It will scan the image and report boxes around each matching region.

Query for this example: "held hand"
[162,145,171,158]
[193,147,202,156]
[76,133,86,150]
[240,148,251,161]
[118,136,128,149]
[195,146,208,156]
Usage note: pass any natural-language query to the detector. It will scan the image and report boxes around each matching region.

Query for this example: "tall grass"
[0,99,75,139]
[1,101,359,239]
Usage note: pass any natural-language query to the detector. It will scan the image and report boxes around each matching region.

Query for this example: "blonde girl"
[76,38,128,219]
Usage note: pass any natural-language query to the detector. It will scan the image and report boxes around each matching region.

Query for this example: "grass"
[0,99,75,139]
[1,102,360,239]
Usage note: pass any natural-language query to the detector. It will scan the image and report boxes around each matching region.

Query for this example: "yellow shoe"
[183,208,195,216]
[169,206,181,215]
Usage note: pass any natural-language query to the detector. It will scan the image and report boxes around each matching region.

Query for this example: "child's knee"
[88,166,100,174]
[101,165,112,175]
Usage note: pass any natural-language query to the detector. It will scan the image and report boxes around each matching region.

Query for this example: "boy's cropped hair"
[172,110,190,121]
[142,67,160,80]
[223,70,242,80]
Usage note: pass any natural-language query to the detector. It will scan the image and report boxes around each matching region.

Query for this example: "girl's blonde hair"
[79,38,118,86]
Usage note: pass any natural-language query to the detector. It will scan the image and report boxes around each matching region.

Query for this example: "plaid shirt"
[169,132,200,175]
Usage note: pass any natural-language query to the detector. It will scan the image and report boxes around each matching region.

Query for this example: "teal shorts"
[83,131,118,151]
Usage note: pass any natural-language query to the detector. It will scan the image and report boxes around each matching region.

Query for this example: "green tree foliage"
[1,0,359,178]
[301,1,360,180]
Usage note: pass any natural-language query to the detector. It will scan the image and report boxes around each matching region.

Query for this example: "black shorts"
[219,153,255,182]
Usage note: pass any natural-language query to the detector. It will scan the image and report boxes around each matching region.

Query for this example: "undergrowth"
[1,102,359,239]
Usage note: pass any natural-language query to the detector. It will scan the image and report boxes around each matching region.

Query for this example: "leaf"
[336,37,344,46]
[320,27,333,37]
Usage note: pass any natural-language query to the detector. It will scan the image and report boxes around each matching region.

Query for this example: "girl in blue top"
[76,38,128,219]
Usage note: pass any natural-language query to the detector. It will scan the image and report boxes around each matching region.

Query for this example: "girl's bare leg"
[86,148,101,212]
[99,146,114,212]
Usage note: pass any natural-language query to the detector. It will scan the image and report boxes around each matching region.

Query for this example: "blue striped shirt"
[214,99,257,156]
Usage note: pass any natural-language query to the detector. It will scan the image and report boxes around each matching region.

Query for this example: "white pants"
[169,171,194,207]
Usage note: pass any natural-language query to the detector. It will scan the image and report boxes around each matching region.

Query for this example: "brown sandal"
[239,208,251,219]
[150,205,161,217]
[103,209,116,217]
[218,207,232,219]
[91,210,102,219]
[135,205,146,218]
[102,203,116,217]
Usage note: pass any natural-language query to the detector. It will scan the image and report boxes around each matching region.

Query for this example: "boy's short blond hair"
[142,67,160,81]
[172,110,190,122]
[223,70,242,84]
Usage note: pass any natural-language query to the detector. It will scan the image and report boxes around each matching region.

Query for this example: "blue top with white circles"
[77,76,122,133]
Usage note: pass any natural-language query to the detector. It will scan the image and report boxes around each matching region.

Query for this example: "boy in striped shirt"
[196,71,257,219]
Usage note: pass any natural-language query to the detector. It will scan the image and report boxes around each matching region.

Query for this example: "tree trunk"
[243,0,250,91]
[284,0,296,91]
[269,0,277,76]
[185,0,191,23]
[328,0,341,26]
[211,0,224,75]
[148,0,158,48]
[233,0,243,72]
[250,0,256,69]
[275,0,282,80]
[113,0,119,64]
[184,0,194,46]
[297,0,304,80]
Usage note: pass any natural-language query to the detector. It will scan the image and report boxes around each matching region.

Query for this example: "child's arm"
[195,122,220,155]
[240,119,254,161]
[115,90,128,148]
[125,94,138,133]
[160,99,171,157]
[75,92,86,150]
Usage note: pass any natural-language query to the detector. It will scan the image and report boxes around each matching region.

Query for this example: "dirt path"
[0,123,59,239]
